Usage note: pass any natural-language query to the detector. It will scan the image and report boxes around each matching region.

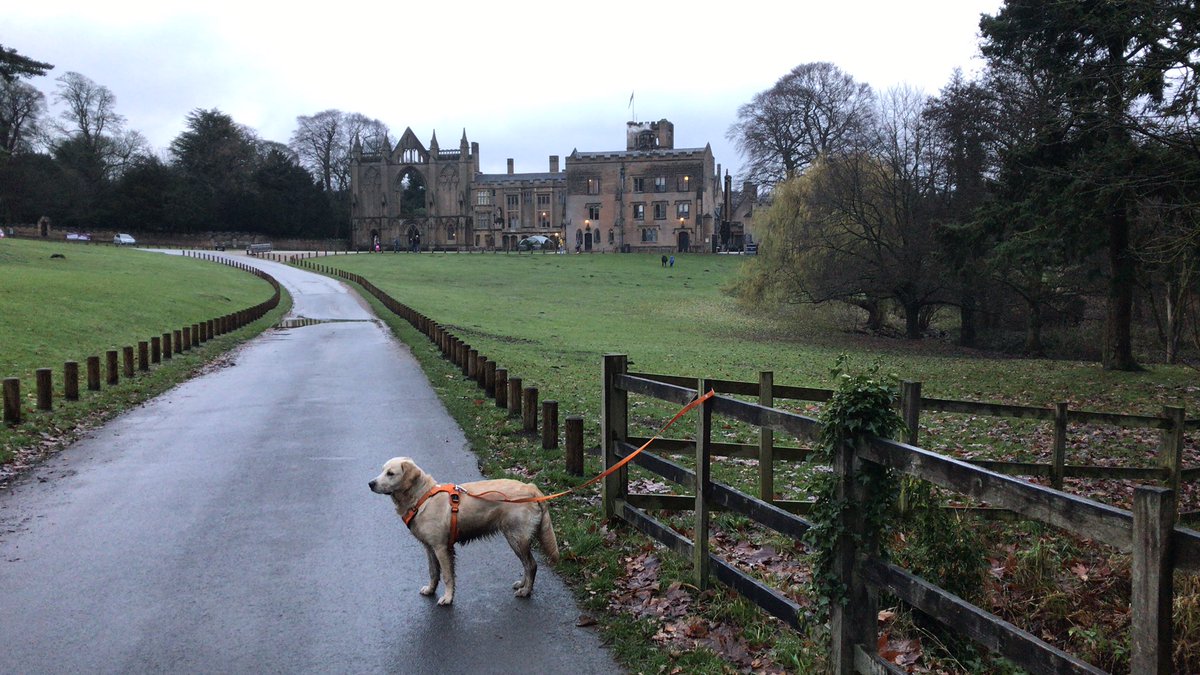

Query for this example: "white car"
[113,233,136,246]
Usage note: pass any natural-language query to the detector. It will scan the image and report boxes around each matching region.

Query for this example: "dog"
[368,457,559,606]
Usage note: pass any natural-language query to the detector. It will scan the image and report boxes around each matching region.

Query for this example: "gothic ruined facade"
[349,119,721,253]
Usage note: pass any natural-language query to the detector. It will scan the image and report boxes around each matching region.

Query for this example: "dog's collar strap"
[403,484,466,545]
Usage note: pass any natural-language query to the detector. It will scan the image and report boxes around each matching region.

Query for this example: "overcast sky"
[5,0,1003,179]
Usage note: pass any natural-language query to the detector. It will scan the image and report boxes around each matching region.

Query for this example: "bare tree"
[726,62,874,190]
[0,79,46,157]
[290,110,388,194]
[50,72,147,182]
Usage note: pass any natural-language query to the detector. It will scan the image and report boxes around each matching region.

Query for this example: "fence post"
[694,378,713,590]
[466,349,478,379]
[522,387,538,433]
[476,356,488,388]
[485,360,497,397]
[3,378,20,424]
[86,356,100,391]
[830,436,878,672]
[759,371,774,502]
[542,400,559,450]
[64,361,79,401]
[162,332,172,360]
[566,414,584,476]
[106,350,119,385]
[1161,406,1184,497]
[138,341,149,371]
[494,368,508,409]
[182,326,192,351]
[151,336,161,364]
[901,381,922,446]
[122,346,134,378]
[1131,486,1175,674]
[1052,402,1069,490]
[507,377,522,417]
[173,329,182,354]
[36,368,52,410]
[602,354,629,520]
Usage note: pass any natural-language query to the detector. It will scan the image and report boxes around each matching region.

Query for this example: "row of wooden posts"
[292,258,587,471]
[2,252,280,427]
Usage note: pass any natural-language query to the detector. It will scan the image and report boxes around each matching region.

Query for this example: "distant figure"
[669,255,675,268]
[661,254,667,267]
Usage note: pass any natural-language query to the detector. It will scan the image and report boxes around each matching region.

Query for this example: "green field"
[0,238,286,464]
[315,251,1199,416]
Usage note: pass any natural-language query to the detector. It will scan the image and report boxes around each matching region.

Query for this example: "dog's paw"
[514,586,532,598]
[420,585,435,596]
[437,594,454,606]
[512,580,524,590]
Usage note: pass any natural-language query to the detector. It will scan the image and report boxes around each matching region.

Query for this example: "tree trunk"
[1104,209,1140,371]
[958,291,977,347]
[1025,301,1044,357]
[903,301,922,339]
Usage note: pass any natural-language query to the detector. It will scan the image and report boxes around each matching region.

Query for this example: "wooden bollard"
[485,360,497,396]
[173,329,182,354]
[467,349,478,379]
[86,356,100,391]
[495,368,508,408]
[182,326,191,351]
[542,400,559,450]
[122,346,135,378]
[138,341,149,371]
[522,386,538,433]
[566,415,584,476]
[193,323,202,344]
[2,378,19,425]
[508,377,522,416]
[151,336,161,364]
[36,368,52,410]
[476,356,487,388]
[106,350,119,385]
[162,332,173,360]
[207,319,215,340]
[64,361,79,401]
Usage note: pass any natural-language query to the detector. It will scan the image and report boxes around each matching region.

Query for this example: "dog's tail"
[538,504,560,563]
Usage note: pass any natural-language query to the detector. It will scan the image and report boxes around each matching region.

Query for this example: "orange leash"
[470,389,716,505]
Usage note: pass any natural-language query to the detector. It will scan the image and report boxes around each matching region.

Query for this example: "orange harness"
[403,484,466,545]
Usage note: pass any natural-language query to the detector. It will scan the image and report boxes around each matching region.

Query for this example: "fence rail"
[601,354,1197,674]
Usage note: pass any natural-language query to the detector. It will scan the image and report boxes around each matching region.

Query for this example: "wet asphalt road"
[0,253,621,675]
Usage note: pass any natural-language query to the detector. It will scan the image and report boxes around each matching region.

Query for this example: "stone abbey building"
[349,119,722,253]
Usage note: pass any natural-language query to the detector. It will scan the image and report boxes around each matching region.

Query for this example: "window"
[641,228,658,242]
[506,194,519,209]
[632,203,645,221]
[632,177,645,193]
[653,202,667,220]
[508,213,519,229]
[538,211,551,228]
[537,193,551,206]
[587,204,601,221]
[587,177,601,195]
[676,201,690,220]
[476,190,492,206]
[677,175,692,192]
[475,214,490,230]
[608,229,614,245]
[654,176,667,193]
[446,224,456,240]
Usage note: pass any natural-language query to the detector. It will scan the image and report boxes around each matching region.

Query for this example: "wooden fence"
[3,252,280,427]
[600,354,1200,675]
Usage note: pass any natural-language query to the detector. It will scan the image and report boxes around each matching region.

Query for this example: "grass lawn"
[315,250,1199,673]
[0,238,287,466]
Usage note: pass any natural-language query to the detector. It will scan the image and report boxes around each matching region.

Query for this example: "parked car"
[113,233,136,246]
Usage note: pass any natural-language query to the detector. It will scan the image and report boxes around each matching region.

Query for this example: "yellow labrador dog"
[368,457,559,606]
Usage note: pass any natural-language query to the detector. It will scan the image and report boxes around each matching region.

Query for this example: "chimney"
[507,158,514,175]
[549,155,559,173]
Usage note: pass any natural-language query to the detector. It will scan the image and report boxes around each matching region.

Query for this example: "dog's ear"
[397,458,420,490]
